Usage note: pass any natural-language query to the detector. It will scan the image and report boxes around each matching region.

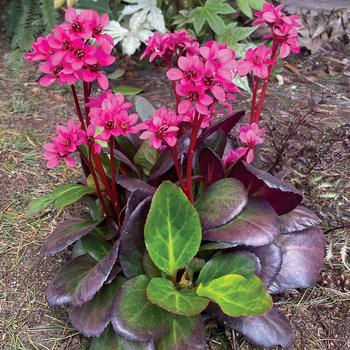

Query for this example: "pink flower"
[89,11,114,53]
[182,108,211,129]
[176,83,213,115]
[139,107,181,149]
[237,44,275,79]
[52,119,84,154]
[62,8,93,39]
[81,124,103,154]
[273,24,300,58]
[43,142,76,169]
[167,55,204,85]
[65,39,97,71]
[38,61,77,87]
[224,147,247,168]
[24,34,55,62]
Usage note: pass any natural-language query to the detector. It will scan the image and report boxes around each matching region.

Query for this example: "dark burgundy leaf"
[113,149,141,176]
[72,239,120,305]
[277,205,320,234]
[223,306,294,349]
[203,198,279,247]
[41,217,100,255]
[269,226,325,294]
[198,148,225,188]
[244,244,282,288]
[198,111,245,143]
[196,178,248,229]
[231,162,302,215]
[202,130,227,158]
[148,133,189,181]
[119,197,152,278]
[47,254,97,306]
[117,175,156,194]
[69,276,125,337]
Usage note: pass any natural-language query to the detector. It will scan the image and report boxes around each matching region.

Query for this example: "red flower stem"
[83,81,91,125]
[169,145,186,192]
[91,151,113,200]
[109,137,120,221]
[250,76,259,123]
[80,148,108,216]
[252,40,279,124]
[186,113,204,204]
[70,85,86,131]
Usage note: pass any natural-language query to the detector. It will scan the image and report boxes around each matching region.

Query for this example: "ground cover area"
[0,41,350,349]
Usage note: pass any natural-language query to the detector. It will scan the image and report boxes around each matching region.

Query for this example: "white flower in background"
[120,0,166,34]
[105,20,153,56]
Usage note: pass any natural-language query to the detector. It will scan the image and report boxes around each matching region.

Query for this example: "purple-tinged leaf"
[198,111,245,143]
[148,132,190,181]
[269,226,325,294]
[221,306,294,349]
[119,197,152,278]
[69,276,125,337]
[196,178,248,230]
[41,217,100,256]
[198,148,225,188]
[244,244,282,288]
[143,252,161,278]
[47,254,97,306]
[203,198,279,246]
[156,316,206,350]
[72,239,120,306]
[117,175,156,194]
[113,149,141,176]
[277,205,320,234]
[231,162,302,215]
[111,275,170,343]
[90,324,155,350]
[203,130,228,158]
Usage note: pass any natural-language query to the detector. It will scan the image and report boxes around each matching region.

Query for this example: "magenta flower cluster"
[25,8,115,89]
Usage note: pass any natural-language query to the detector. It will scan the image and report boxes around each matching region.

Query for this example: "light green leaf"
[52,184,95,208]
[217,23,256,48]
[233,74,251,93]
[189,0,236,34]
[236,0,264,18]
[197,274,272,317]
[147,278,209,316]
[145,181,202,276]
[134,96,155,121]
[108,68,125,80]
[134,141,160,176]
[81,231,112,261]
[196,252,257,285]
[25,194,54,216]
[113,85,143,96]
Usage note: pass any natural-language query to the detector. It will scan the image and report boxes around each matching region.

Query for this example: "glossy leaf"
[25,194,54,216]
[147,278,209,316]
[134,96,155,121]
[113,149,141,176]
[199,242,238,251]
[117,175,156,194]
[269,226,325,294]
[134,141,160,176]
[231,162,302,215]
[203,198,279,247]
[111,275,170,342]
[195,178,247,230]
[52,184,95,208]
[197,274,272,317]
[119,197,152,278]
[41,217,100,255]
[81,232,112,261]
[203,129,227,158]
[277,205,320,234]
[145,181,202,276]
[156,315,206,350]
[113,85,143,96]
[143,252,162,278]
[245,243,282,288]
[196,252,259,285]
[223,306,294,349]
[69,276,125,337]
[90,324,155,350]
[198,148,225,188]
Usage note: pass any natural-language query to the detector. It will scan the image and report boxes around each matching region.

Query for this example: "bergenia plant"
[26,4,325,350]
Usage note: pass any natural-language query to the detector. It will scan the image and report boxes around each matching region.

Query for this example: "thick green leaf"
[196,252,258,285]
[143,253,162,278]
[147,278,209,316]
[197,274,272,317]
[134,141,160,176]
[145,181,202,276]
[69,276,125,337]
[195,178,248,230]
[113,85,143,96]
[189,0,235,34]
[52,184,95,208]
[108,68,125,80]
[89,325,154,350]
[111,275,170,342]
[134,96,155,121]
[156,315,206,350]
[81,231,112,261]
[41,217,100,255]
[25,194,54,216]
